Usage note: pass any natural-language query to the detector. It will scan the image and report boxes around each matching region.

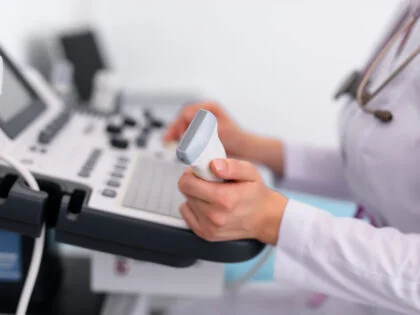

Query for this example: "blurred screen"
[0,231,21,282]
[0,62,32,122]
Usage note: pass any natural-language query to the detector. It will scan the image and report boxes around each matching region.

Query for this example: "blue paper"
[0,231,21,282]
[224,190,356,283]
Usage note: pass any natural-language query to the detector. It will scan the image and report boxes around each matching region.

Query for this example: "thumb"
[210,159,259,181]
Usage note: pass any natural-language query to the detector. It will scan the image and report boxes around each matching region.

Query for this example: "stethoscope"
[339,6,420,123]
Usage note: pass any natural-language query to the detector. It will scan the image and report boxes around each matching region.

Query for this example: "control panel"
[0,46,265,268]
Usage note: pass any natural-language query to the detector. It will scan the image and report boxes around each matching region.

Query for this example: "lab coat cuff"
[274,199,317,285]
[272,142,306,187]
[283,143,307,180]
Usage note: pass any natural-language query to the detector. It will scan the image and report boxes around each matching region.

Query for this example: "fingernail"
[213,159,226,172]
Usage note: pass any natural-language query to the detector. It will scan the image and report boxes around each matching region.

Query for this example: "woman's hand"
[165,101,286,176]
[164,102,249,158]
[178,158,288,245]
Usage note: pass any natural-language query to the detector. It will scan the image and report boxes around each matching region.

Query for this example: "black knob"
[123,116,137,127]
[150,118,165,129]
[110,137,129,149]
[106,124,122,134]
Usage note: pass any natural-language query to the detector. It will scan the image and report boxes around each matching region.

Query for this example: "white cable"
[225,245,274,291]
[0,152,45,315]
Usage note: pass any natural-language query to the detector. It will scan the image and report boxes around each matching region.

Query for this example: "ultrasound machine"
[0,46,264,272]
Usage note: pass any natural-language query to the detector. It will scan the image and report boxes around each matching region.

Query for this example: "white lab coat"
[169,1,420,314]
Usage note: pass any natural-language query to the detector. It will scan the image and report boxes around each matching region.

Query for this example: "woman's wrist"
[252,190,288,245]
[238,132,285,176]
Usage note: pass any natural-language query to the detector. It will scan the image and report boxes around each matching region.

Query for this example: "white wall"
[91,0,400,148]
[0,0,93,76]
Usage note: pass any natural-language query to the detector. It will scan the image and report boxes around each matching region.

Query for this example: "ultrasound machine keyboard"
[123,156,186,219]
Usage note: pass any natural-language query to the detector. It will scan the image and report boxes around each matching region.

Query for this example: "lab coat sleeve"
[275,199,420,314]
[274,143,353,201]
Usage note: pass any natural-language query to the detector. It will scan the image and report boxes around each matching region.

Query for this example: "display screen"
[0,231,21,282]
[0,63,32,122]
[0,48,46,139]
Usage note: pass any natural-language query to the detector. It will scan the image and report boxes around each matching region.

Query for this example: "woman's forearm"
[238,132,285,177]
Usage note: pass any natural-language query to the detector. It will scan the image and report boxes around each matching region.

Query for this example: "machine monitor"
[59,30,106,102]
[0,48,46,139]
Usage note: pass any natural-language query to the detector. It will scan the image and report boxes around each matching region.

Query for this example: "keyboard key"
[107,180,121,188]
[146,162,165,213]
[38,110,71,144]
[111,172,124,179]
[79,149,103,175]
[117,157,130,166]
[102,189,117,198]
[122,157,186,219]
[114,165,127,171]
[78,170,90,178]
[123,157,147,206]
[132,161,153,210]
[84,161,96,169]
[92,149,102,158]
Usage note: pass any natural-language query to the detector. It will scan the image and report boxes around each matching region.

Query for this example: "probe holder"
[0,169,48,238]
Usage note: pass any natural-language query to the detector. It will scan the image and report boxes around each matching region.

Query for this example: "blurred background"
[0,0,400,149]
[0,1,403,314]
